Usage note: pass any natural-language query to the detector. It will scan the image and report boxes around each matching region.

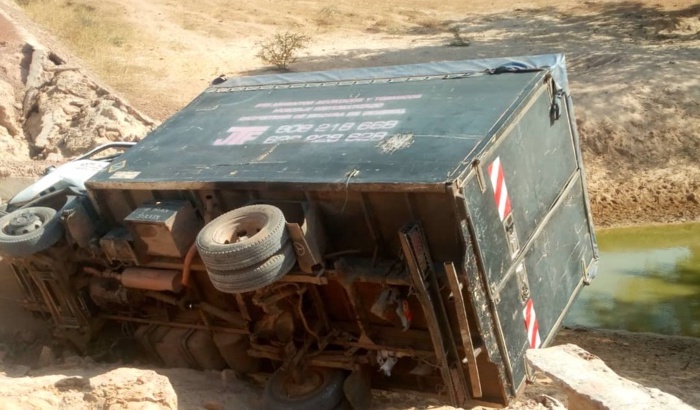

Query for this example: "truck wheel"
[0,207,64,256]
[332,401,353,410]
[196,205,288,271]
[264,367,346,410]
[207,241,297,293]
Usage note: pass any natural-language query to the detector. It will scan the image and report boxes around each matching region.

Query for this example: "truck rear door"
[460,77,598,394]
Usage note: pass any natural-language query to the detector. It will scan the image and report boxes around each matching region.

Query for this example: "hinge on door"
[503,214,520,259]
[516,262,531,303]
[582,257,598,285]
[548,78,564,123]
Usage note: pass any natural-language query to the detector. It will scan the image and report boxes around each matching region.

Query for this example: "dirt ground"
[0,0,698,409]
[1,322,697,410]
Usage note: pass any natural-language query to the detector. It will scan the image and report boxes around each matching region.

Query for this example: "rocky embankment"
[0,6,155,178]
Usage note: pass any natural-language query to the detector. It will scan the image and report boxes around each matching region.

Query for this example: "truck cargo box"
[0,54,598,408]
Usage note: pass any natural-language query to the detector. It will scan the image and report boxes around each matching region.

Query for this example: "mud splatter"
[378,133,414,154]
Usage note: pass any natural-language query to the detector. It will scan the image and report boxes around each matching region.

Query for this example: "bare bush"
[256,31,311,71]
[448,26,471,47]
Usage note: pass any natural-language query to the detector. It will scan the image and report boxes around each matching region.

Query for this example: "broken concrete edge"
[525,344,694,410]
[0,4,158,130]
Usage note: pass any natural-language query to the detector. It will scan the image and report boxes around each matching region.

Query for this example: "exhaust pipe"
[120,268,183,292]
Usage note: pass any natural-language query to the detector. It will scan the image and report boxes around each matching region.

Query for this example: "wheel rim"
[282,370,324,398]
[4,211,44,236]
[212,214,266,245]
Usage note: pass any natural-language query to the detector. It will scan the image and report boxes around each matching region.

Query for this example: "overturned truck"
[0,54,598,409]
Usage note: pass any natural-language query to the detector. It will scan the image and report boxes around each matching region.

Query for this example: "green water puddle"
[565,223,700,337]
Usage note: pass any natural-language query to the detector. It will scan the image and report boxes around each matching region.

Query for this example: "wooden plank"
[399,224,461,405]
[444,262,483,398]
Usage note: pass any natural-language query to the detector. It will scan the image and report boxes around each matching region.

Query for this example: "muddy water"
[565,223,700,337]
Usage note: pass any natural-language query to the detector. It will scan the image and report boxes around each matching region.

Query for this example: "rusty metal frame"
[360,192,385,264]
[100,314,248,334]
[444,262,483,398]
[286,202,325,273]
[399,223,470,406]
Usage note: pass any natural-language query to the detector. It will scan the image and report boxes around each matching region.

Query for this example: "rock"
[0,79,20,137]
[36,345,55,368]
[0,13,157,166]
[4,364,30,377]
[23,69,155,159]
[82,392,100,402]
[0,367,177,409]
[535,394,567,409]
[526,344,694,410]
[54,376,91,391]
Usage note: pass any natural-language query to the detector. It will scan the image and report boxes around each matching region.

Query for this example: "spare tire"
[207,241,297,294]
[196,205,288,271]
[0,207,64,256]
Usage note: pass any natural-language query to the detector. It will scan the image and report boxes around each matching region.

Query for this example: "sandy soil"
[1,324,696,410]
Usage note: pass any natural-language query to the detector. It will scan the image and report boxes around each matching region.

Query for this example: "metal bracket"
[582,257,597,285]
[489,283,501,304]
[286,202,326,274]
[473,159,487,193]
[545,76,564,123]
[516,262,531,303]
[503,213,520,259]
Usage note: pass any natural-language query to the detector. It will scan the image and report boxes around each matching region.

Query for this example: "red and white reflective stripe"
[487,157,512,221]
[523,298,542,349]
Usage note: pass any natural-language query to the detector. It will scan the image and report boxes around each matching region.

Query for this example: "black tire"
[196,205,288,271]
[207,241,296,294]
[265,367,346,410]
[0,207,64,256]
[332,401,353,410]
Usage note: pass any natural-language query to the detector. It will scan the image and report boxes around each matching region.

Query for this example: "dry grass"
[366,18,406,35]
[177,13,230,38]
[16,0,139,91]
[313,6,342,28]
